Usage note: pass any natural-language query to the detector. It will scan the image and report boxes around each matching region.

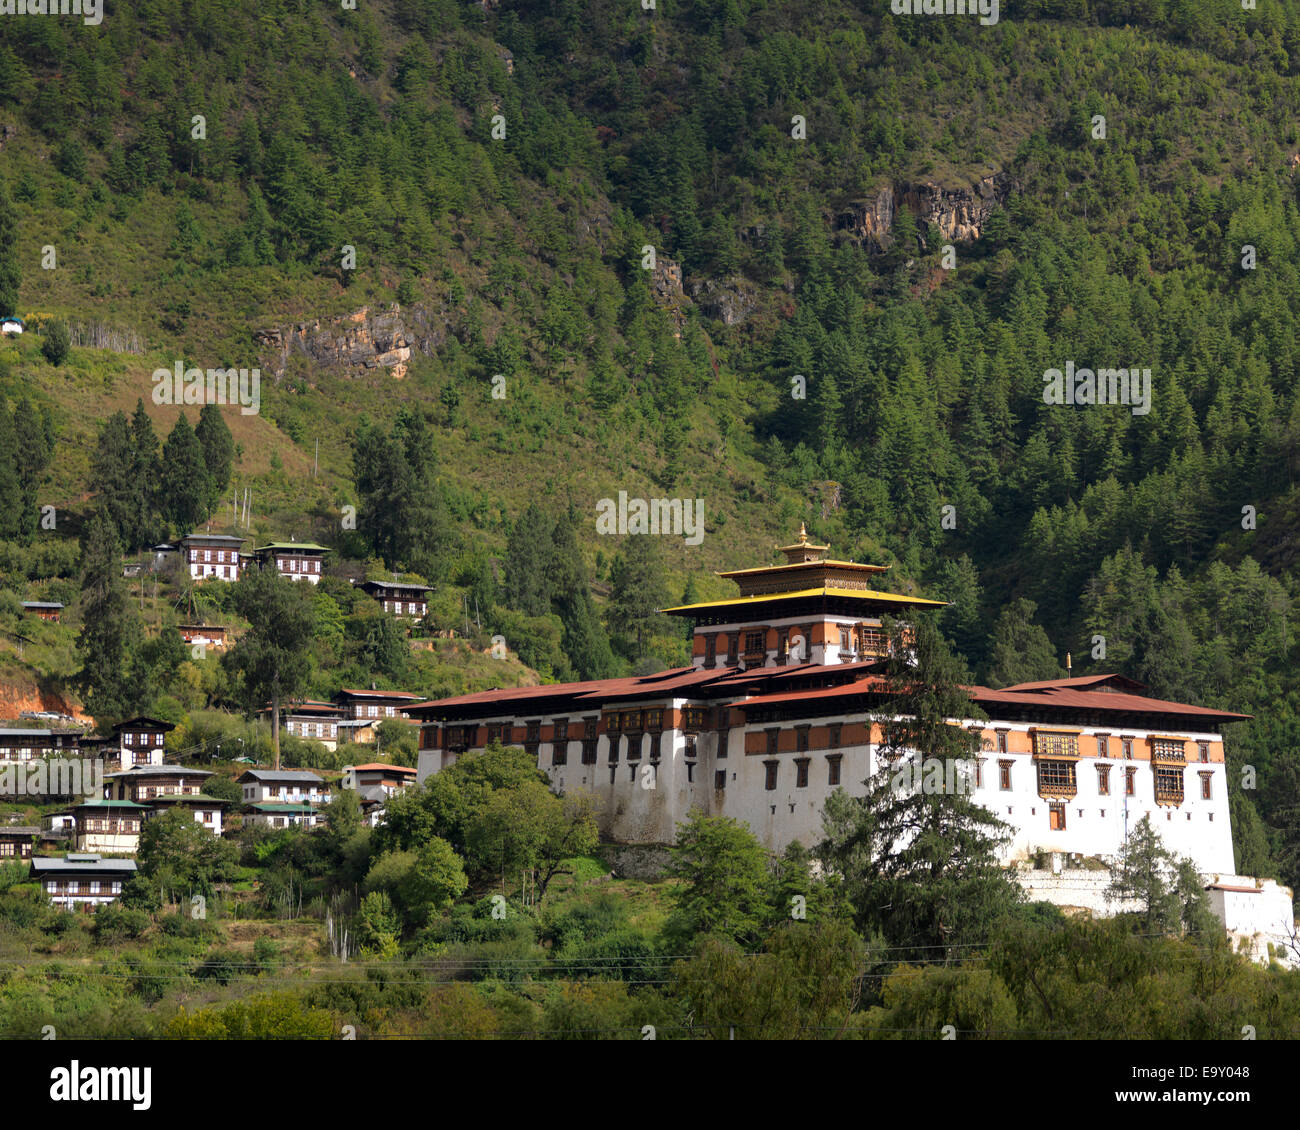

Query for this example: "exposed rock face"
[835,185,897,253]
[689,276,760,326]
[651,256,684,302]
[835,172,1013,252]
[255,304,422,379]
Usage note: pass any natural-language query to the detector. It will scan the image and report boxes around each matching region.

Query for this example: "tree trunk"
[272,688,281,771]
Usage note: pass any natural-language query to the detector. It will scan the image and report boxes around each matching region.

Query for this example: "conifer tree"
[76,511,140,724]
[195,403,235,508]
[161,413,213,536]
[0,179,19,317]
[819,615,1022,960]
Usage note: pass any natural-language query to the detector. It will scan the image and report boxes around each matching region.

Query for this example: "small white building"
[32,854,136,911]
[253,541,329,583]
[1,316,25,336]
[238,769,328,805]
[245,801,324,829]
[180,532,246,582]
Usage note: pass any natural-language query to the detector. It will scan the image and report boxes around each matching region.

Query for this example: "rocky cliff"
[835,171,1014,253]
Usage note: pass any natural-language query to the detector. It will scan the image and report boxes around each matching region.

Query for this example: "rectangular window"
[795,726,810,753]
[554,718,569,743]
[1036,759,1077,798]
[829,723,842,749]
[582,717,599,765]
[715,770,726,790]
[765,729,779,756]
[745,630,765,655]
[764,760,779,790]
[795,758,809,788]
[717,728,729,759]
[839,627,851,655]
[1198,741,1210,763]
[645,709,662,732]
[998,761,1013,790]
[1122,738,1133,760]
[1097,765,1111,795]
[1200,773,1212,800]
[651,732,663,760]
[975,758,985,788]
[608,735,620,763]
[623,711,642,732]
[551,741,567,766]
[827,754,842,786]
[996,730,1008,754]
[726,633,738,665]
[683,707,710,730]
[1033,731,1079,758]
[705,634,716,665]
[1125,767,1136,795]
[1096,735,1109,757]
[1048,803,1066,831]
[1155,765,1184,805]
[627,733,642,761]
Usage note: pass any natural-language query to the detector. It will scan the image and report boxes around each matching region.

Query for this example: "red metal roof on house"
[348,763,418,774]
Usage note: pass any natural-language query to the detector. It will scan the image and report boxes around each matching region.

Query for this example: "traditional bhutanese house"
[406,526,1251,883]
[32,854,137,911]
[1,316,25,336]
[0,727,83,763]
[359,579,431,619]
[103,764,213,802]
[179,532,246,582]
[0,826,39,860]
[333,688,423,720]
[105,716,175,770]
[20,601,63,622]
[65,798,146,855]
[238,769,328,806]
[245,801,324,829]
[356,784,390,826]
[347,762,417,796]
[142,792,230,836]
[259,701,342,751]
[178,624,228,652]
[253,541,329,584]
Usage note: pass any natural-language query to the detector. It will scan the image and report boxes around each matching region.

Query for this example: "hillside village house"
[65,798,145,854]
[0,727,83,763]
[0,826,38,859]
[245,801,324,829]
[238,769,328,805]
[333,688,422,720]
[20,601,63,622]
[180,532,246,582]
[178,624,228,652]
[260,701,342,750]
[409,525,1297,961]
[0,316,24,336]
[348,762,417,796]
[104,765,228,835]
[33,855,136,911]
[82,716,174,771]
[253,541,329,583]
[359,579,431,619]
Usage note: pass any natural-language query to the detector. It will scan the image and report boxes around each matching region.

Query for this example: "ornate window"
[1033,731,1079,759]
[1097,765,1110,795]
[795,758,810,788]
[764,760,778,790]
[1154,765,1184,806]
[827,754,842,786]
[1151,737,1185,763]
[1036,759,1077,799]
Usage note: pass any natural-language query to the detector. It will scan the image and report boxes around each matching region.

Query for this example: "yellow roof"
[717,558,890,578]
[660,586,948,614]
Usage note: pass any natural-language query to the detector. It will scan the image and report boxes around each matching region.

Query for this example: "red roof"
[999,674,1147,693]
[968,684,1251,721]
[348,763,417,774]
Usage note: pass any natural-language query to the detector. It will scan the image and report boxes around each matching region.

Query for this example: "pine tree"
[607,535,672,661]
[550,510,618,680]
[818,615,1022,960]
[130,400,163,547]
[76,512,140,724]
[0,179,18,316]
[984,598,1060,687]
[161,413,213,535]
[195,403,235,507]
[90,412,136,544]
[0,405,23,541]
[504,503,554,617]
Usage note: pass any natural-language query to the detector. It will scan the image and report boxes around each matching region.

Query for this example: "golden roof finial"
[797,522,809,544]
